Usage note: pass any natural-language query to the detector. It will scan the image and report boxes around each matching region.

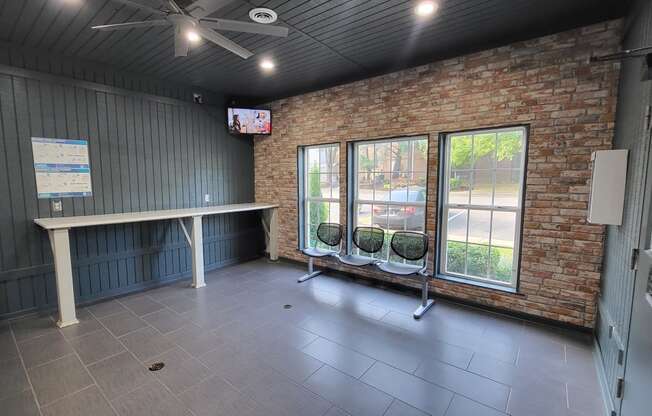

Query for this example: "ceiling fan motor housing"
[249,8,278,24]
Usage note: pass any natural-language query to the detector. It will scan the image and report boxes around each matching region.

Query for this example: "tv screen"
[227,108,272,135]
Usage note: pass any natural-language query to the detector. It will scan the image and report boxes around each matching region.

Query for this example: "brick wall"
[254,20,622,328]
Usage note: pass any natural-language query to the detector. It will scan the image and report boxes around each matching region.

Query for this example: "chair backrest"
[352,227,385,254]
[317,223,343,247]
[390,231,428,261]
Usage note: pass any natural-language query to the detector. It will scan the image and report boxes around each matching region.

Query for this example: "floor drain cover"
[149,362,165,371]
[283,304,293,309]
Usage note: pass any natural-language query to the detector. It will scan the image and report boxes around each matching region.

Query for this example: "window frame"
[348,135,430,262]
[436,125,529,290]
[297,143,341,250]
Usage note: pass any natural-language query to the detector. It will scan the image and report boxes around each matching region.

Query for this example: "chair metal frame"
[298,223,342,283]
[378,230,435,319]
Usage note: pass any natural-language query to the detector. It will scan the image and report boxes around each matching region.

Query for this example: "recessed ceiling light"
[415,1,438,17]
[187,30,200,42]
[260,59,275,70]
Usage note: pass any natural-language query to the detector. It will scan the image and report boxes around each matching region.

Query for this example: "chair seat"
[302,247,336,258]
[338,254,377,267]
[377,261,423,276]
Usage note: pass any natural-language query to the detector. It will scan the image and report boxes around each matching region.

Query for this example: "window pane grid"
[353,137,428,264]
[441,127,525,287]
[303,144,340,249]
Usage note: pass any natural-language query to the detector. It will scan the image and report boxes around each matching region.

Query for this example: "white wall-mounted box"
[587,149,628,225]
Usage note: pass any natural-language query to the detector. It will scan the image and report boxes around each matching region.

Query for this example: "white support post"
[191,215,206,288]
[268,207,279,261]
[48,229,79,328]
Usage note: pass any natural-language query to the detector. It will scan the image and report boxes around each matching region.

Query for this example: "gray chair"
[338,226,385,267]
[298,223,342,283]
[377,231,435,319]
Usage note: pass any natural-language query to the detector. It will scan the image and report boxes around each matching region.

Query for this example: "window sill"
[435,273,521,295]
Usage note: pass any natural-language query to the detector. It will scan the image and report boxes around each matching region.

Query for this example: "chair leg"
[298,257,322,283]
[413,274,435,319]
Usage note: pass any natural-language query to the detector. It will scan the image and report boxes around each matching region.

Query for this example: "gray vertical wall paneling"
[0,75,19,271]
[122,95,134,287]
[0,67,261,317]
[0,76,16,311]
[162,102,173,276]
[15,78,38,309]
[210,111,218,265]
[219,117,227,264]
[0,81,8,311]
[29,80,51,309]
[597,0,652,411]
[77,87,92,298]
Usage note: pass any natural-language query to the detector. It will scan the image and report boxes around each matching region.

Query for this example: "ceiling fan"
[91,0,289,58]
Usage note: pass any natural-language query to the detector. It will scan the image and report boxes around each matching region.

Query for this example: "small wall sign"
[31,137,92,199]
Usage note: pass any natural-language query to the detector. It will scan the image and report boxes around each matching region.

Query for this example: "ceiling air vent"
[249,8,278,24]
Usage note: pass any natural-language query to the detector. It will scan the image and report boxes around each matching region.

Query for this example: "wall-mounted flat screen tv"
[227,108,272,135]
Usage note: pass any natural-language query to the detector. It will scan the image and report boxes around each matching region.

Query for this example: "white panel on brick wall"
[588,150,628,225]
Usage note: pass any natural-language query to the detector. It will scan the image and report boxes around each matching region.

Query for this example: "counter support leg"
[191,215,206,288]
[49,229,79,328]
[268,207,279,261]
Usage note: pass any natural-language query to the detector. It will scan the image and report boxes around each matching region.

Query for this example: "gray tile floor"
[0,259,604,416]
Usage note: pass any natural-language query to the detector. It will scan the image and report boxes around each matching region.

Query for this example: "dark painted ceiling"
[0,0,628,101]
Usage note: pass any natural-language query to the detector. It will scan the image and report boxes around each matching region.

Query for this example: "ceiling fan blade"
[109,0,167,16]
[200,18,289,37]
[92,20,170,31]
[185,0,237,19]
[174,25,190,57]
[165,0,182,14]
[195,25,253,59]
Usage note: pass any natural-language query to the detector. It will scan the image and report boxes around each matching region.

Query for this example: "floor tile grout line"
[9,320,45,416]
[303,301,517,363]
[62,317,123,416]
[299,316,497,380]
[466,352,476,370]
[505,386,514,415]
[381,398,396,416]
[361,359,512,414]
[101,315,156,339]
[82,349,128,368]
[357,359,377,380]
[303,364,398,413]
[61,325,106,341]
[10,318,60,345]
[174,328,333,414]
[302,363,326,384]
[87,302,129,321]
[22,351,76,371]
[38,384,97,410]
[378,316,517,362]
[89,304,168,408]
[416,354,514,389]
[107,372,198,416]
[441,393,455,416]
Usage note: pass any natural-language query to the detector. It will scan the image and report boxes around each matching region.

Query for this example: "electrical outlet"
[204,194,211,203]
[51,200,63,212]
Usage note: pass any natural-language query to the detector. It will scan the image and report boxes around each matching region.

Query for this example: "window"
[439,126,527,288]
[351,136,428,263]
[299,144,340,249]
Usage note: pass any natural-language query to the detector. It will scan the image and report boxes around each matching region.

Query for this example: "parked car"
[373,187,425,230]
